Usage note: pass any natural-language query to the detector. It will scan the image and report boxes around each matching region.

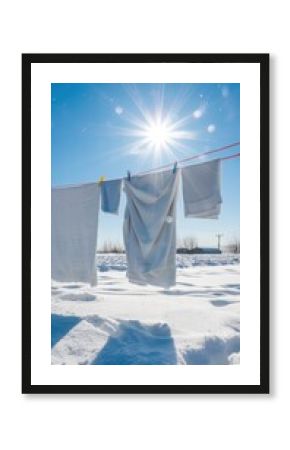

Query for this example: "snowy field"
[51,254,240,365]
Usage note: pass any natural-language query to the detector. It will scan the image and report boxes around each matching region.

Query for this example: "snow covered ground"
[51,254,240,365]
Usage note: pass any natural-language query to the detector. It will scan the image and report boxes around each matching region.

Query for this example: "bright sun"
[111,85,198,160]
[145,122,172,151]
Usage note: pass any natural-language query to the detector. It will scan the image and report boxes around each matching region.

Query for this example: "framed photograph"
[22,53,269,394]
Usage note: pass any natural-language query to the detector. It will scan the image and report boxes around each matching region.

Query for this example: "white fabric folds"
[182,159,222,218]
[123,169,180,288]
[51,183,100,286]
[101,179,122,214]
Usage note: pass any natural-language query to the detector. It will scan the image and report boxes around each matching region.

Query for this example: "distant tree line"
[98,240,125,253]
[176,236,240,254]
[224,239,240,254]
[178,236,197,251]
[98,236,240,254]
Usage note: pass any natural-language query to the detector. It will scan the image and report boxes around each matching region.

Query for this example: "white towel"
[123,169,180,288]
[101,178,122,214]
[182,159,222,218]
[51,183,100,286]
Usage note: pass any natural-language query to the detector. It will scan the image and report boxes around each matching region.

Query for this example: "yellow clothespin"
[98,176,106,185]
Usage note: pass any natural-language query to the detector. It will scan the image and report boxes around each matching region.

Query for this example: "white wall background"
[0,1,285,449]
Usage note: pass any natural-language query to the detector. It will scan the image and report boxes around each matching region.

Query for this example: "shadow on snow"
[51,314,81,348]
[91,320,178,365]
[182,335,240,365]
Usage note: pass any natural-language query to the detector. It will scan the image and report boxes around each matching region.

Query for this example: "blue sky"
[51,83,240,248]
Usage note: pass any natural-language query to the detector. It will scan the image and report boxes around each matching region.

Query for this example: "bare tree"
[99,240,124,253]
[225,238,240,254]
[181,236,197,251]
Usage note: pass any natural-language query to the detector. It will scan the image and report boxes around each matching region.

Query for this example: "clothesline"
[52,157,224,287]
[136,141,240,176]
[108,141,240,181]
[218,152,240,161]
[53,141,240,189]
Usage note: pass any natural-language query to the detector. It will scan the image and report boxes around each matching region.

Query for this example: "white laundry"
[51,183,100,286]
[182,159,222,218]
[123,169,180,288]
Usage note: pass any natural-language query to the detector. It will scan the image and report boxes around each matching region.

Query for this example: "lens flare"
[102,85,201,166]
[146,123,171,150]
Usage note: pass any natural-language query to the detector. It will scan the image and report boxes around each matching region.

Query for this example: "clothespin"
[173,161,177,173]
[127,170,131,181]
[98,176,106,185]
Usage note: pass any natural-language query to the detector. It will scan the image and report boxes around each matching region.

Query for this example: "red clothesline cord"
[53,141,240,188]
[136,141,240,176]
[219,152,240,162]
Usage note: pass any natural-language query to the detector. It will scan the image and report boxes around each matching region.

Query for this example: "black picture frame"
[22,53,269,394]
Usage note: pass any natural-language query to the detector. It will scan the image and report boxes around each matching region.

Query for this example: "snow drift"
[51,254,240,365]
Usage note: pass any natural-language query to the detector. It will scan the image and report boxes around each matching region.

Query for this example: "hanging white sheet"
[123,169,180,288]
[182,159,222,218]
[51,183,100,286]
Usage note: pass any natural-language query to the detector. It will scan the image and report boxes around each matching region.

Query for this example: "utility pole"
[216,233,223,251]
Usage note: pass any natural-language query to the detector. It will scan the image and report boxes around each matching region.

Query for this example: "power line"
[216,233,223,251]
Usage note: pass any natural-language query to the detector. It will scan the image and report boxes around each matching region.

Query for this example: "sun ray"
[99,84,206,166]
